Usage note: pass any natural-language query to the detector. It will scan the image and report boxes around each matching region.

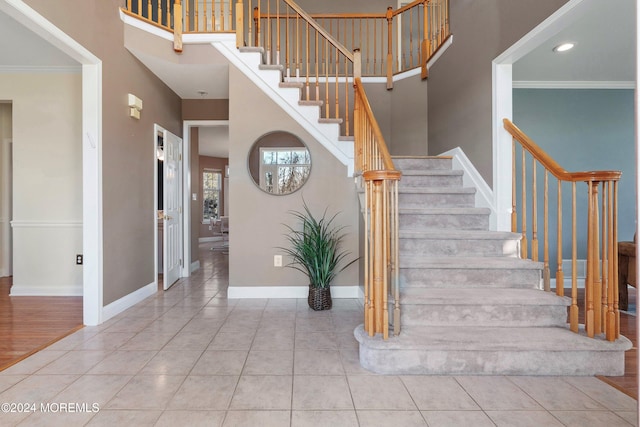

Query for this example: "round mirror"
[248,131,311,195]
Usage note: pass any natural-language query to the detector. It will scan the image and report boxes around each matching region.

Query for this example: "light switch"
[192,193,197,201]
[274,255,282,267]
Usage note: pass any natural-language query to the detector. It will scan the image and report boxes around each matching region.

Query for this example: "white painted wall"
[0,72,82,295]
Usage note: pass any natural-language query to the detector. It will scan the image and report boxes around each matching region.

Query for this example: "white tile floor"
[0,248,637,426]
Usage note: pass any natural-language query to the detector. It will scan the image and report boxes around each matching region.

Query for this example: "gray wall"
[428,0,569,184]
[513,88,635,275]
[229,66,360,289]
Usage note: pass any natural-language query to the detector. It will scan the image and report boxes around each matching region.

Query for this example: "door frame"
[182,119,229,278]
[0,0,103,326]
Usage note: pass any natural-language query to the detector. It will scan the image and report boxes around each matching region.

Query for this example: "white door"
[163,130,182,290]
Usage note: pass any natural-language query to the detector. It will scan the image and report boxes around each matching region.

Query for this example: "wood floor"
[0,276,83,370]
[0,274,636,400]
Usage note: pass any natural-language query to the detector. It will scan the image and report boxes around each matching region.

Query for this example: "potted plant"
[280,202,357,310]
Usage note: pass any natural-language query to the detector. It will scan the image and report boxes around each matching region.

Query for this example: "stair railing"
[504,119,621,341]
[355,78,402,339]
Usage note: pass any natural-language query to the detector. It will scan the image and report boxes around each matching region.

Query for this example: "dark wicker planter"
[308,286,332,311]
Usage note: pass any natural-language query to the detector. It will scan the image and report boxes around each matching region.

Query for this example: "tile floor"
[0,248,637,426]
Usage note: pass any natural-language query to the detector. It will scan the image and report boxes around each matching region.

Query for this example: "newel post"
[236,0,245,48]
[173,0,183,52]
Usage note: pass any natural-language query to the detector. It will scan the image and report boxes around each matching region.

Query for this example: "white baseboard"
[190,260,200,273]
[9,284,82,296]
[102,281,156,322]
[228,285,361,299]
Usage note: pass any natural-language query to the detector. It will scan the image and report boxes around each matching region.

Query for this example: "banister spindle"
[543,169,550,291]
[570,182,578,332]
[586,181,596,338]
[386,7,393,89]
[531,158,538,262]
[556,179,564,296]
[521,149,528,259]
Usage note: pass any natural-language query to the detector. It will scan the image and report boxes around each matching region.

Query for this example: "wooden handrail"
[503,119,621,183]
[504,118,621,341]
[354,78,395,171]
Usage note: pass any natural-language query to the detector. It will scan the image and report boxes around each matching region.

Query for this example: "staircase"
[355,156,632,376]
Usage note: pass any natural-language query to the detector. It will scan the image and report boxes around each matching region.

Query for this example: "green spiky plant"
[280,202,357,289]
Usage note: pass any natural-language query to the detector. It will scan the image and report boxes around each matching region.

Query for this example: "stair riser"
[399,238,519,257]
[358,346,626,376]
[394,158,452,170]
[398,304,568,327]
[399,268,542,288]
[399,175,463,188]
[399,213,489,230]
[399,192,475,208]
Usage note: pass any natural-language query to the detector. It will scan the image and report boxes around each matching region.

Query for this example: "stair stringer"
[212,40,355,176]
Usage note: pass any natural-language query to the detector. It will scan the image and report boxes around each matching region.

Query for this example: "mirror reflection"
[248,131,311,195]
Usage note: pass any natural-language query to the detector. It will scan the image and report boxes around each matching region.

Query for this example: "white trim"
[0,0,103,326]
[228,285,361,299]
[0,65,81,73]
[550,278,586,289]
[10,220,82,228]
[439,147,496,228]
[9,284,83,296]
[513,80,635,89]
[101,281,156,322]
[190,260,200,273]
[492,0,589,232]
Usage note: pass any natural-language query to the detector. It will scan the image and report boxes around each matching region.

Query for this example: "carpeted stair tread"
[398,288,570,306]
[399,229,520,240]
[399,256,542,270]
[355,324,632,352]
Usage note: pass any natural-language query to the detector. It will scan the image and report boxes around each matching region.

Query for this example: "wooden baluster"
[303,21,309,100]
[556,179,564,296]
[157,0,162,26]
[194,0,198,31]
[275,0,280,64]
[421,0,429,79]
[364,179,370,333]
[147,0,152,20]
[613,180,620,337]
[314,30,319,102]
[543,169,550,291]
[344,54,350,136]
[570,182,579,332]
[601,182,608,333]
[324,38,329,118]
[236,0,244,48]
[185,0,190,33]
[511,139,517,233]
[265,0,271,64]
[593,182,602,335]
[606,181,616,340]
[393,179,400,335]
[373,18,377,75]
[365,19,370,74]
[521,149,528,259]
[586,181,595,338]
[167,0,172,30]
[409,8,414,68]
[334,47,339,119]
[386,7,393,89]
[174,0,183,52]
[253,6,259,48]
[202,0,207,31]
[285,7,290,78]
[382,179,389,340]
[531,158,538,262]
[296,13,300,79]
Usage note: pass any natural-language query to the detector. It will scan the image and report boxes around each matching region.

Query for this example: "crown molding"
[513,80,635,89]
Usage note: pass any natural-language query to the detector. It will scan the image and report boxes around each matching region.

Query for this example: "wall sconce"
[128,93,143,119]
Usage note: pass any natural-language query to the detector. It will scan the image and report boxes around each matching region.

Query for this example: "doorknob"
[164,215,173,221]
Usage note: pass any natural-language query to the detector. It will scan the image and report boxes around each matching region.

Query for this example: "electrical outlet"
[274,255,282,267]
[76,254,83,265]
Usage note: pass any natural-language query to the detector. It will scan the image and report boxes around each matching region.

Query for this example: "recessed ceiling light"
[553,42,575,53]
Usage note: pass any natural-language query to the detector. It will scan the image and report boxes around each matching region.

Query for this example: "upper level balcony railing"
[122,0,450,86]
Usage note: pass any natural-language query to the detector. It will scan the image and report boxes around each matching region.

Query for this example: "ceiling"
[0,0,635,157]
